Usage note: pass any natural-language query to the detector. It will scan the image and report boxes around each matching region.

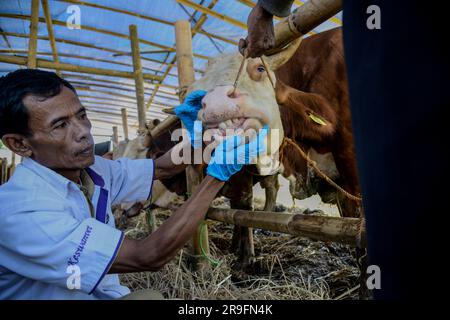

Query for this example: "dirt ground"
[118,196,360,300]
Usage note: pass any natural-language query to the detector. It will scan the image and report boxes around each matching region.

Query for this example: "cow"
[275,27,361,219]
[110,29,363,273]
[111,119,186,227]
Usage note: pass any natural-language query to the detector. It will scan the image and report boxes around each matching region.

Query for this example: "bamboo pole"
[121,108,129,141]
[0,31,205,74]
[112,126,119,147]
[176,0,247,29]
[175,20,209,267]
[41,0,60,76]
[271,0,342,53]
[0,50,176,77]
[0,55,163,81]
[27,0,39,69]
[145,0,218,110]
[206,208,366,247]
[1,13,210,61]
[56,0,237,45]
[129,24,147,130]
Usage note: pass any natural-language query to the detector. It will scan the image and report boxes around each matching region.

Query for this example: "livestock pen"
[0,0,364,299]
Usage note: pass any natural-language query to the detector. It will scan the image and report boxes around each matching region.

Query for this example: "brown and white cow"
[110,29,362,272]
[275,27,361,219]
[110,119,186,227]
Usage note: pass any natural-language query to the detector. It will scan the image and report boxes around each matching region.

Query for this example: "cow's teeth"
[225,120,233,127]
[218,122,227,129]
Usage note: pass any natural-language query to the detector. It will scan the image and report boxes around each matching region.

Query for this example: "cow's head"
[190,39,302,175]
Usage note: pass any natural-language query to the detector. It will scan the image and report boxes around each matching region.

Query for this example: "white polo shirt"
[0,156,154,300]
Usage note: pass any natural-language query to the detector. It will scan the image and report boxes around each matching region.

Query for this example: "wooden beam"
[206,208,366,247]
[41,0,60,76]
[294,0,343,25]
[0,49,178,77]
[112,126,119,146]
[175,20,209,268]
[121,108,129,140]
[176,0,247,29]
[272,0,342,51]
[0,55,163,81]
[27,0,40,68]
[61,73,177,95]
[0,31,206,74]
[0,13,211,61]
[67,79,179,102]
[145,0,218,111]
[55,0,238,46]
[129,25,147,130]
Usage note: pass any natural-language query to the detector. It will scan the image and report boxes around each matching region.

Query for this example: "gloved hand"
[207,125,269,181]
[174,90,207,149]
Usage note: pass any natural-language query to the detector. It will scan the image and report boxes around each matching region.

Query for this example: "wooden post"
[271,0,342,53]
[27,0,40,69]
[175,20,210,268]
[129,25,146,130]
[112,126,119,147]
[206,208,366,247]
[121,108,129,141]
[0,55,162,81]
[41,0,61,76]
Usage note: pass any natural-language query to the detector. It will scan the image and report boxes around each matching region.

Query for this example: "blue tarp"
[0,0,342,139]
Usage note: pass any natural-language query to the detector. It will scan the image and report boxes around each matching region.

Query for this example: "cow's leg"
[260,174,279,212]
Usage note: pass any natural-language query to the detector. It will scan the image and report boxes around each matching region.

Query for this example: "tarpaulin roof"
[0,0,342,142]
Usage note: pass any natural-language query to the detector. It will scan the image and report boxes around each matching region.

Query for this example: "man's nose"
[73,118,91,142]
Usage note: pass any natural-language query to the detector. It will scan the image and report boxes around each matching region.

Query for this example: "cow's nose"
[226,87,241,99]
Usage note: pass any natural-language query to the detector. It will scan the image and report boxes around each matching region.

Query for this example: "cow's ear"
[275,79,292,105]
[275,81,337,140]
[265,38,302,71]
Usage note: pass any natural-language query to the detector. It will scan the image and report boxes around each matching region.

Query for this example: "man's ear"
[1,134,33,158]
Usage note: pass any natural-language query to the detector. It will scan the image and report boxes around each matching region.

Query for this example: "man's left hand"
[174,90,207,148]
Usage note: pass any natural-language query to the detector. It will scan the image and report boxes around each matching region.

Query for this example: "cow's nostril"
[227,88,238,99]
[202,101,206,108]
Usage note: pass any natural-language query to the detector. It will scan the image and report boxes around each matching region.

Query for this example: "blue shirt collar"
[21,157,79,198]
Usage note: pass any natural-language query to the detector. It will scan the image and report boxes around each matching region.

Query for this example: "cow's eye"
[257,65,265,73]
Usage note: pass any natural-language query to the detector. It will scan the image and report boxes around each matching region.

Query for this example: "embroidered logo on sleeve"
[67,225,93,266]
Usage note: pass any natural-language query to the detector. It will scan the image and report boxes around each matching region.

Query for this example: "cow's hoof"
[231,257,255,272]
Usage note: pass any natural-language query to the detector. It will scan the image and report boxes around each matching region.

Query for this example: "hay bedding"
[119,197,359,300]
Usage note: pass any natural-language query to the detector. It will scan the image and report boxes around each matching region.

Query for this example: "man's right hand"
[206,125,269,181]
[239,4,275,58]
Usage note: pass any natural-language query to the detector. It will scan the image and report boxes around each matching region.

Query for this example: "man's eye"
[55,122,67,129]
[257,65,266,73]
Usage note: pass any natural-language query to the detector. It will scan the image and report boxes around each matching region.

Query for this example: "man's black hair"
[0,69,77,139]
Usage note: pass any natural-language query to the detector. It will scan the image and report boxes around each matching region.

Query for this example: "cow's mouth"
[203,116,264,143]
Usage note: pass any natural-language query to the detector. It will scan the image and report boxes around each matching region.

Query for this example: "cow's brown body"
[276,27,361,218]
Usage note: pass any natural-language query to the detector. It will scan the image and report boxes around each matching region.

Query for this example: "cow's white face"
[190,39,301,175]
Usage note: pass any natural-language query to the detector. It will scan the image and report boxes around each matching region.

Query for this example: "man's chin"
[76,153,95,168]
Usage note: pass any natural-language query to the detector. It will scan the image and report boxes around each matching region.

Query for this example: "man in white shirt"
[0,69,268,299]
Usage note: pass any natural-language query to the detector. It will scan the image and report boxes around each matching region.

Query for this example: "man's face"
[23,86,94,171]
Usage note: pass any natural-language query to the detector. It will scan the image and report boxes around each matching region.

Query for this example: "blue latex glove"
[174,90,207,148]
[207,125,269,181]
